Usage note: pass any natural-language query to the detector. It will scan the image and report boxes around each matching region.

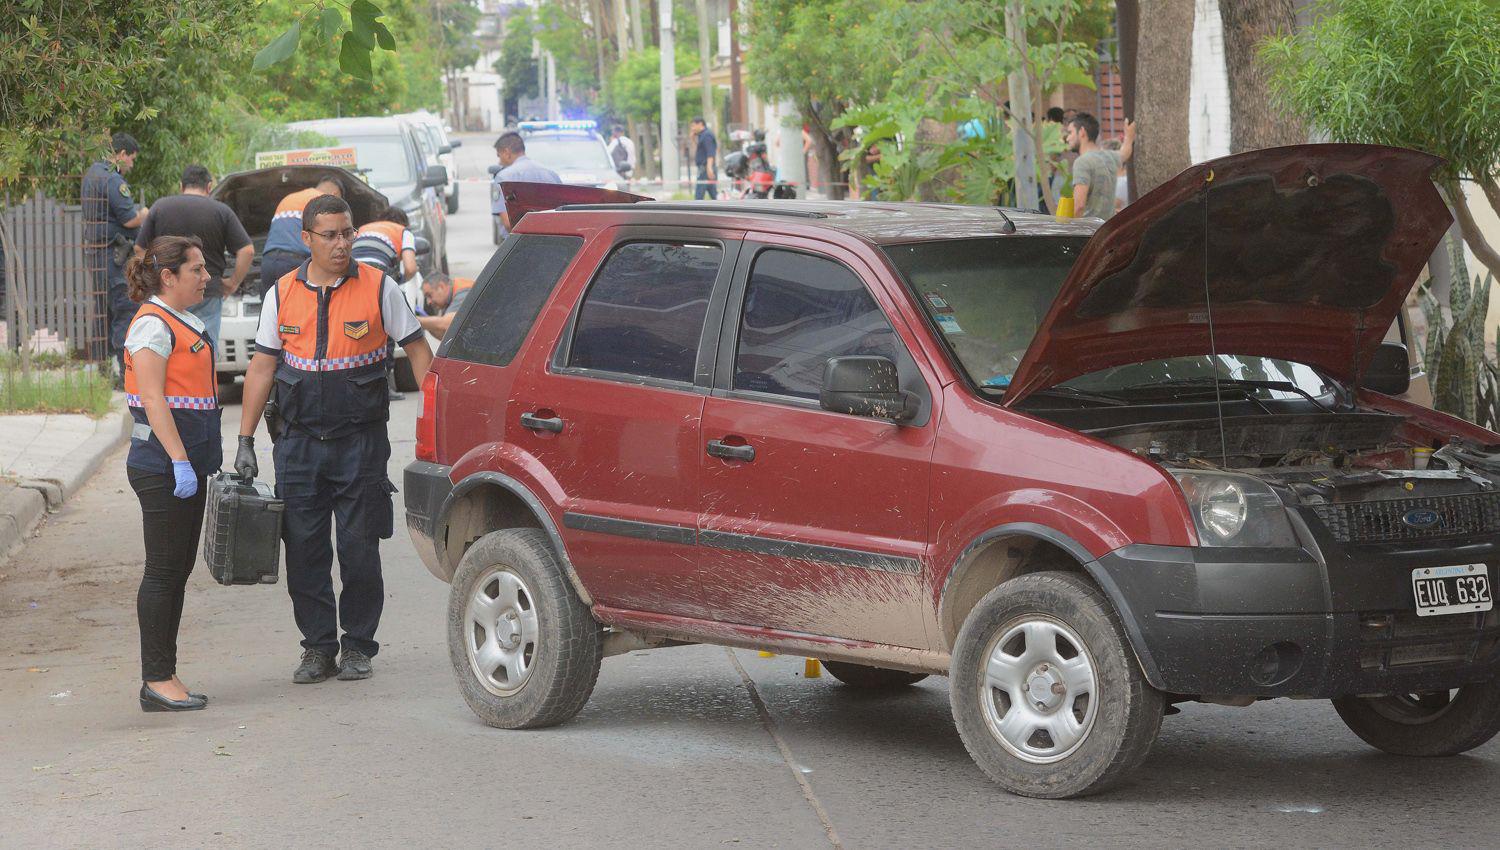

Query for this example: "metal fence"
[0,192,107,360]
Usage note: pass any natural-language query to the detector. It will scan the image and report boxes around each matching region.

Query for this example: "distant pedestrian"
[258,175,344,296]
[134,165,253,346]
[1066,113,1135,219]
[691,117,718,200]
[491,131,561,239]
[121,235,220,712]
[82,132,150,381]
[606,124,636,182]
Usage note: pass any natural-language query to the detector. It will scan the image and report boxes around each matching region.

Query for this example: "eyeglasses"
[306,228,358,243]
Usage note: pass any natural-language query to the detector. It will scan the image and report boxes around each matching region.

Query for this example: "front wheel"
[446,189,459,215]
[1333,684,1500,756]
[950,572,1163,799]
[447,528,602,729]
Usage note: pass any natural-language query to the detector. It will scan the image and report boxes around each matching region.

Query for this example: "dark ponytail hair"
[124,235,202,303]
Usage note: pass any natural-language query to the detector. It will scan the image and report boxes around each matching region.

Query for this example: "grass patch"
[0,359,113,417]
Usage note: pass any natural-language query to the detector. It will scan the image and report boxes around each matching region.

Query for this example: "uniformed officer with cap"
[82,132,150,377]
[235,193,433,684]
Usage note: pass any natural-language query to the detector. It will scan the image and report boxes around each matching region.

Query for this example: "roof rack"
[555,203,828,219]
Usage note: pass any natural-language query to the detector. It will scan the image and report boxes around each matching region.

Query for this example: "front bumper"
[404,460,454,581]
[1093,532,1500,698]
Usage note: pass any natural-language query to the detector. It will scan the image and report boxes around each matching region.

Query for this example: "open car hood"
[213,165,390,238]
[1002,144,1452,407]
[500,181,652,225]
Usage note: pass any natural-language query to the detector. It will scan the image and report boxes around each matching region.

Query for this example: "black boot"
[292,649,339,684]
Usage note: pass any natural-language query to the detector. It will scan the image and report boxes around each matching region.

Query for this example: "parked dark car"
[405,146,1500,798]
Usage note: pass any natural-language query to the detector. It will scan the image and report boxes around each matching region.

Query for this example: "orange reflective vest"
[264,187,326,256]
[123,302,222,474]
[351,220,410,279]
[272,261,392,437]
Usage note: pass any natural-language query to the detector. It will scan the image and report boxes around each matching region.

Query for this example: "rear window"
[445,235,583,367]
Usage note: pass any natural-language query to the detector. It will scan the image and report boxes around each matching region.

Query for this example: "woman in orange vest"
[122,235,222,712]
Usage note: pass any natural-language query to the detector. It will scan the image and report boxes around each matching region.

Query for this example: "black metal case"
[202,473,284,586]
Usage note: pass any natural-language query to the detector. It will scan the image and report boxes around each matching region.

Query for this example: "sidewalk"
[0,394,129,560]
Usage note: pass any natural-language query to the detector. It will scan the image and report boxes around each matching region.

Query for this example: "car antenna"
[993,207,1017,234]
[1201,169,1230,464]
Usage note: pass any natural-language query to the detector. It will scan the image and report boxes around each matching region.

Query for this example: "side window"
[734,249,899,400]
[567,241,721,383]
[445,234,583,366]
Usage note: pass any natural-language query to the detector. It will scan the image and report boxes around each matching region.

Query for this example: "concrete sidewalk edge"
[1,403,130,561]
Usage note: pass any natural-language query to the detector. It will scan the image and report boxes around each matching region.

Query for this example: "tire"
[822,660,928,690]
[393,356,419,392]
[446,189,459,215]
[950,572,1163,799]
[447,528,602,729]
[1333,684,1500,756]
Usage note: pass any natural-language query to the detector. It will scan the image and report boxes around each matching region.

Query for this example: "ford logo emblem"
[1403,509,1441,529]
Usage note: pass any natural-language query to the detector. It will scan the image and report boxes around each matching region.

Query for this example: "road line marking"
[726,647,844,849]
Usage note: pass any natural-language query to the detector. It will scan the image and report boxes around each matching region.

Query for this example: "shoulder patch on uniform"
[279,323,301,335]
[190,339,206,353]
[118,182,131,198]
[343,320,370,340]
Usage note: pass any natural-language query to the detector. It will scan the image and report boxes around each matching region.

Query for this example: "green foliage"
[496,8,541,108]
[1262,0,1500,185]
[606,47,700,126]
[1419,239,1500,429]
[0,358,113,417]
[253,0,399,81]
[438,1,483,74]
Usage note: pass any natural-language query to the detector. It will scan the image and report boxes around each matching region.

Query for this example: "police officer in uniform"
[235,194,433,684]
[82,132,150,378]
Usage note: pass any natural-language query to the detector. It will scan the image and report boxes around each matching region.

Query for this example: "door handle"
[706,439,755,462]
[520,411,564,433]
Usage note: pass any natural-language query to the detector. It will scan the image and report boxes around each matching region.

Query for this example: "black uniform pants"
[129,466,208,682]
[274,426,395,658]
[259,250,305,297]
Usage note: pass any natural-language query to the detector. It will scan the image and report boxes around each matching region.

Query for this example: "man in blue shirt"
[691,117,718,200]
[491,131,561,239]
[82,132,149,379]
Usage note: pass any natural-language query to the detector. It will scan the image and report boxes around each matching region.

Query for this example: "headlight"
[221,298,239,318]
[1171,471,1298,548]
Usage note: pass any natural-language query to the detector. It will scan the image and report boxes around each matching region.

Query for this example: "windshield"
[335,134,416,190]
[886,236,1334,402]
[524,136,614,171]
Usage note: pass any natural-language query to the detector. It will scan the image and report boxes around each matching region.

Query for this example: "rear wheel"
[950,572,1163,799]
[447,528,602,729]
[1333,684,1500,756]
[821,660,928,690]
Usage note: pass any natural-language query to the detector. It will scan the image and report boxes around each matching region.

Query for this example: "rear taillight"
[415,369,439,462]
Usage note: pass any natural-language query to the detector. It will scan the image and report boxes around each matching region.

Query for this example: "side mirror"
[438,145,453,156]
[820,356,918,422]
[448,139,463,148]
[487,163,501,177]
[421,164,449,188]
[414,235,431,257]
[1361,342,1410,395]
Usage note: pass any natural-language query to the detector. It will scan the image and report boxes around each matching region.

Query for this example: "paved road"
[2,138,1497,848]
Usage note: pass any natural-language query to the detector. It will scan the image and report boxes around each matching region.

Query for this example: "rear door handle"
[520,411,564,433]
[706,439,755,462]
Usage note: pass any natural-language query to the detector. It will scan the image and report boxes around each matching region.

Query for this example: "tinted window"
[568,242,721,383]
[734,250,898,400]
[446,235,583,366]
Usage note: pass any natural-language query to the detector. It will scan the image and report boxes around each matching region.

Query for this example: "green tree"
[1263,0,1500,283]
[605,47,699,127]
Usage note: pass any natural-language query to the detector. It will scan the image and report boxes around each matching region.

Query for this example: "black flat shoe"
[139,684,207,712]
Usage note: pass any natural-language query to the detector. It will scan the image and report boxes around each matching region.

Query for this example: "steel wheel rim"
[465,567,540,697]
[1366,690,1458,725]
[978,615,1099,764]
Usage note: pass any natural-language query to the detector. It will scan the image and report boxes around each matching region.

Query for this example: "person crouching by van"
[122,236,222,712]
[351,206,418,399]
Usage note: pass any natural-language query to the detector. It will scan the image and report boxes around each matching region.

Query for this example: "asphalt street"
[1,135,1496,848]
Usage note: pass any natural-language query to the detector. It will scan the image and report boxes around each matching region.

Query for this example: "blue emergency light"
[517,120,597,133]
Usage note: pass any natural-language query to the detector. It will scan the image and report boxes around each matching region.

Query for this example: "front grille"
[1308,492,1500,544]
[1358,608,1500,671]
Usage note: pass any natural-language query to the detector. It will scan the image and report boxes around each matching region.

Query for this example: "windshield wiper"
[1021,385,1129,406]
[1120,377,1334,412]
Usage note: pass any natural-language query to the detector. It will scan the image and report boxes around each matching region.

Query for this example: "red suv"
[405,145,1500,798]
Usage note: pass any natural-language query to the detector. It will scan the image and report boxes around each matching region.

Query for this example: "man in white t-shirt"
[606,125,637,183]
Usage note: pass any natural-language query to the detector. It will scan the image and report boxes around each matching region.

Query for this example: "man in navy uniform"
[82,133,150,378]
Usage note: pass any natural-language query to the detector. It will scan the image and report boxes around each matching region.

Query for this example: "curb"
[0,402,130,560]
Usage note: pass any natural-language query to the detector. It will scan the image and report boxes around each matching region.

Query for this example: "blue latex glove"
[172,460,198,499]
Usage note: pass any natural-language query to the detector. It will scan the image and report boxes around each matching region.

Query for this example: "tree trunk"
[1132,0,1195,195]
[1220,0,1305,152]
[802,106,847,200]
[1116,0,1139,202]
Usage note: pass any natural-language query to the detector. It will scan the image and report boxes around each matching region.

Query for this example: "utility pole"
[629,0,644,50]
[728,0,743,126]
[777,100,806,198]
[546,51,560,120]
[1004,2,1039,211]
[658,0,680,192]
[695,0,715,132]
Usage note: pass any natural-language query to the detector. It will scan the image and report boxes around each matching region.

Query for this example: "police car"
[488,120,622,244]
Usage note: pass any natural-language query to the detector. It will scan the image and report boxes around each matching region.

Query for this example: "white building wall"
[1189,0,1231,162]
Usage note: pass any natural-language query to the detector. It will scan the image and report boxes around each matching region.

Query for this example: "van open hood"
[213,165,390,238]
[1002,145,1451,407]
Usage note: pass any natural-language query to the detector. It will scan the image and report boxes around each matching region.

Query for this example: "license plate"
[1412,564,1492,616]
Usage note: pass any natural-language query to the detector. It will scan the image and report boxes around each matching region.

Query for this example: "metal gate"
[0,192,107,359]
